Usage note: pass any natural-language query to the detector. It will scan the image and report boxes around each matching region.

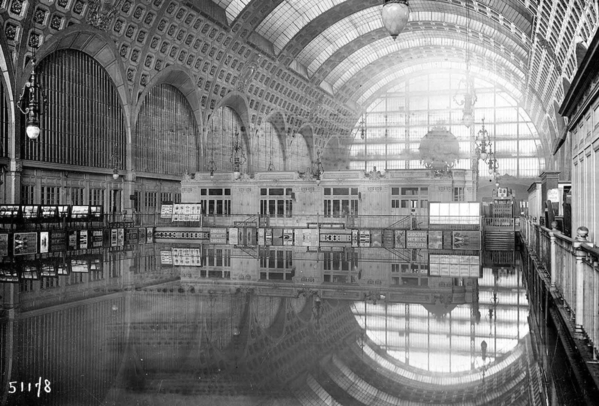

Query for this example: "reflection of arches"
[286,131,312,172]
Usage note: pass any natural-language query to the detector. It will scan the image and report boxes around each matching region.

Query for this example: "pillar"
[573,226,589,335]
[550,223,557,288]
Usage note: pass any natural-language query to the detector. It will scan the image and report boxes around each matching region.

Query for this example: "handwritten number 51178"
[8,378,51,397]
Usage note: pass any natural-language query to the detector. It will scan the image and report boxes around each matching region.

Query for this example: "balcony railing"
[521,216,599,358]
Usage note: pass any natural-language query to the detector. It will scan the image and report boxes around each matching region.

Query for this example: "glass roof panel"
[211,0,250,24]
[257,0,347,54]
[356,62,523,105]
[294,7,526,77]
[328,37,523,92]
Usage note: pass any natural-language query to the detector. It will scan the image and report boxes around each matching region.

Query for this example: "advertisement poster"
[371,230,382,247]
[14,232,38,256]
[91,230,104,248]
[394,230,406,248]
[160,204,173,219]
[67,230,78,250]
[406,231,428,248]
[428,231,443,250]
[39,231,49,253]
[50,230,66,252]
[146,227,154,243]
[0,234,9,256]
[258,228,265,246]
[359,230,370,247]
[209,228,227,244]
[117,228,124,246]
[79,230,88,250]
[452,231,481,250]
[111,229,118,247]
[265,228,273,246]
[228,228,239,245]
[283,229,294,246]
[160,251,173,264]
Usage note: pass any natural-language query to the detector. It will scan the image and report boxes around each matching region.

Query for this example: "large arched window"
[350,72,544,178]
[135,84,199,175]
[206,106,247,173]
[23,50,126,168]
[286,132,311,172]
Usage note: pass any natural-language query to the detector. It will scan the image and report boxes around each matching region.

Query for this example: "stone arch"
[265,110,288,169]
[0,36,16,162]
[298,123,316,166]
[213,91,252,168]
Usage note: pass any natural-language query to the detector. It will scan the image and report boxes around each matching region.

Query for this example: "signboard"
[68,230,78,250]
[228,228,239,245]
[429,254,480,278]
[172,203,202,221]
[161,204,174,219]
[0,234,8,256]
[91,230,104,248]
[428,231,443,250]
[125,228,139,244]
[406,231,428,248]
[22,205,40,221]
[452,231,481,250]
[70,258,89,273]
[371,230,382,247]
[146,227,154,243]
[40,206,58,221]
[359,230,370,247]
[39,231,49,253]
[283,229,294,246]
[258,228,265,246]
[295,229,318,247]
[209,228,227,244]
[79,230,88,250]
[117,228,124,246]
[265,228,273,246]
[90,206,103,221]
[383,229,394,248]
[50,230,66,252]
[351,229,359,247]
[71,206,90,220]
[0,205,21,222]
[111,229,118,247]
[13,232,38,256]
[395,230,405,248]
[160,250,173,264]
[172,247,202,266]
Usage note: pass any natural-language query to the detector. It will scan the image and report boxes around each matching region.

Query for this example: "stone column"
[573,226,589,335]
[550,223,557,288]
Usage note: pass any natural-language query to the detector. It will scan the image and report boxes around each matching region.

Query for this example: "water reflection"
[1,244,535,405]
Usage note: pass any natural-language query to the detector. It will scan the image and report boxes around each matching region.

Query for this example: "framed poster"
[71,205,90,220]
[13,232,38,256]
[39,231,49,253]
[50,230,66,252]
[91,230,104,248]
[146,227,154,243]
[40,206,58,222]
[70,258,89,273]
[68,230,78,250]
[111,229,118,247]
[79,230,88,250]
[0,233,8,256]
[22,205,40,221]
[117,228,124,246]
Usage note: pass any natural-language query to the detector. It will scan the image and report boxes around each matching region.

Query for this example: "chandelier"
[18,57,47,140]
[475,118,492,161]
[381,0,409,40]
[312,150,325,185]
[453,74,477,128]
[230,128,246,179]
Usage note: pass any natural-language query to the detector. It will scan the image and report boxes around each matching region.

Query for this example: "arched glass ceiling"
[212,0,251,24]
[257,0,347,55]
[297,8,528,77]
[327,37,524,92]
[356,63,523,105]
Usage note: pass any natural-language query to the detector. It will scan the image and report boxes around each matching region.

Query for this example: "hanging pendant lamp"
[381,0,410,40]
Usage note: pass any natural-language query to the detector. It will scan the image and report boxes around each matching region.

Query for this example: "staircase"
[484,230,515,250]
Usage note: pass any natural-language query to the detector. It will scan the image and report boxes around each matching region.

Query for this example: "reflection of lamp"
[18,58,48,140]
[381,0,410,40]
[109,141,122,180]
[453,76,477,128]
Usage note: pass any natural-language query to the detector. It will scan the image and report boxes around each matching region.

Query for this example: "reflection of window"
[260,188,293,217]
[41,186,60,205]
[90,188,104,206]
[323,187,359,217]
[259,248,293,280]
[454,187,465,202]
[323,250,358,284]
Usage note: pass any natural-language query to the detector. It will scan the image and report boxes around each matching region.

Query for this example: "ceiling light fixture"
[381,0,410,40]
